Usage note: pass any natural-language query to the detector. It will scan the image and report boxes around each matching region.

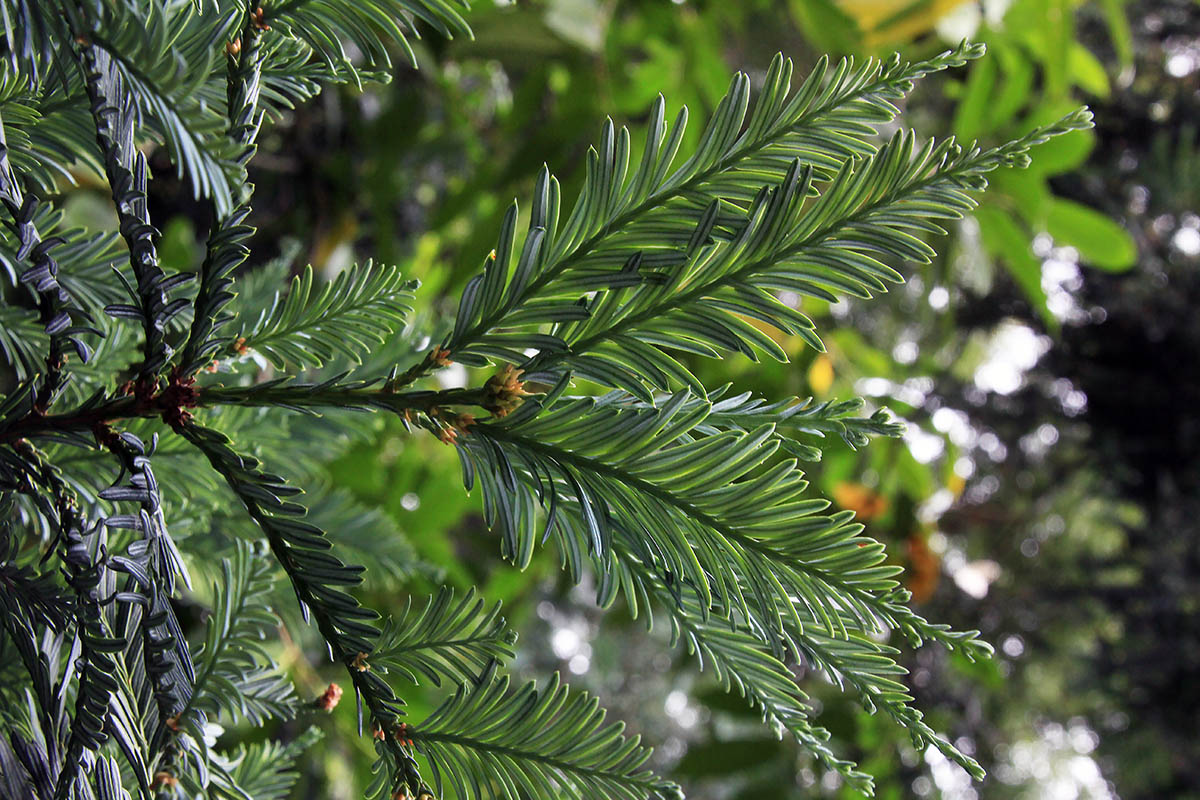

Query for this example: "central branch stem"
[0,384,489,445]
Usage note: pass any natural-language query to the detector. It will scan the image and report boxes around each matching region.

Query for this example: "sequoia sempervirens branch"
[0,5,1085,792]
[0,379,492,444]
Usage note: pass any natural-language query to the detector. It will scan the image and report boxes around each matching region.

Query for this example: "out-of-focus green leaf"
[953,51,997,142]
[675,739,787,778]
[1013,0,1073,100]
[831,329,897,379]
[544,0,611,52]
[1068,42,1111,98]
[976,206,1054,326]
[990,170,1052,221]
[157,217,201,276]
[788,0,861,53]
[1099,0,1134,69]
[948,649,1006,690]
[989,42,1036,132]
[1044,198,1137,271]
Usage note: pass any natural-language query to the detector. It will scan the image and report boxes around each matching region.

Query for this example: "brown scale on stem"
[159,371,200,431]
[384,346,453,395]
[436,425,459,446]
[315,682,343,712]
[151,772,177,790]
[393,722,416,748]
[110,372,199,432]
[91,422,122,452]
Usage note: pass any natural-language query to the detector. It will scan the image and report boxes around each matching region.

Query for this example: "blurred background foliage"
[57,0,1199,798]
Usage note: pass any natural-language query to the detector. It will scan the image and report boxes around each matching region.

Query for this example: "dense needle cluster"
[0,2,1089,799]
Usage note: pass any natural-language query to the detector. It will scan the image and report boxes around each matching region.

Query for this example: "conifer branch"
[75,41,193,381]
[0,117,94,411]
[372,587,517,688]
[269,0,473,75]
[441,44,987,372]
[179,422,426,790]
[409,663,682,800]
[96,426,196,755]
[0,508,69,786]
[0,380,484,444]
[636,567,876,794]
[590,386,904,461]
[793,617,984,777]
[179,541,295,727]
[164,541,296,780]
[232,261,416,371]
[452,386,994,788]
[179,423,383,659]
[5,440,124,800]
[189,732,321,800]
[0,7,1090,795]
[463,391,904,637]
[178,9,266,377]
[75,0,245,214]
[524,112,1094,393]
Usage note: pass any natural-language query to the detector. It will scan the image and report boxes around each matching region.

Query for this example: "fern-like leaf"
[524,114,1093,395]
[461,388,900,639]
[400,664,680,800]
[649,573,875,794]
[270,0,473,79]
[200,730,323,800]
[444,44,987,368]
[236,262,416,370]
[77,1,244,213]
[372,587,517,687]
[179,539,295,731]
